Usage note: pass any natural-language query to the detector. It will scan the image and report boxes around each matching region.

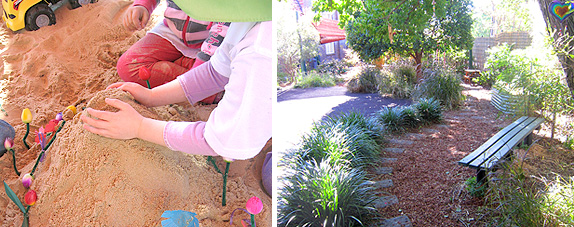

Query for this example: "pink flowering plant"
[230,196,263,227]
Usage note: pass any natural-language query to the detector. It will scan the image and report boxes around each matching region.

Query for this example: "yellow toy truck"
[2,0,93,31]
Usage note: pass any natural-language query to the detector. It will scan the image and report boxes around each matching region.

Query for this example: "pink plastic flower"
[45,119,59,133]
[4,137,13,150]
[24,190,37,206]
[34,127,46,150]
[22,173,33,188]
[245,196,262,215]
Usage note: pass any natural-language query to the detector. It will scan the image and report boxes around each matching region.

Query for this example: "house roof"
[312,18,346,44]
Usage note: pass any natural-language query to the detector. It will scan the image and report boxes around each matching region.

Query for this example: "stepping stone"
[436,124,450,129]
[458,111,475,116]
[375,167,392,175]
[375,215,413,227]
[405,133,425,139]
[375,179,393,189]
[470,116,485,120]
[421,128,440,134]
[444,118,461,123]
[383,148,405,154]
[374,195,398,209]
[387,139,413,145]
[380,158,398,163]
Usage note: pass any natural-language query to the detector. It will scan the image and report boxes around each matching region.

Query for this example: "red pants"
[117,33,195,88]
[117,34,221,103]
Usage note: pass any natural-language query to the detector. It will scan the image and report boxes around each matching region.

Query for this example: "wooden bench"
[458,116,544,183]
[463,69,481,85]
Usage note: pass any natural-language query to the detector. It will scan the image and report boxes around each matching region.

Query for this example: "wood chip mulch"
[374,85,517,226]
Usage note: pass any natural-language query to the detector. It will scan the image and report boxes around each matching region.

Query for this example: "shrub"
[465,176,486,198]
[316,60,350,75]
[278,160,376,227]
[294,71,336,88]
[399,106,420,128]
[391,63,417,85]
[414,98,442,124]
[347,66,379,93]
[375,107,404,133]
[473,70,497,88]
[414,69,464,110]
[324,111,385,144]
[377,61,416,99]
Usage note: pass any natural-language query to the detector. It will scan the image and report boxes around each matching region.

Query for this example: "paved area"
[276,86,411,157]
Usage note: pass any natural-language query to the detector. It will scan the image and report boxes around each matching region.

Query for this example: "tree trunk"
[538,0,574,98]
[413,51,423,82]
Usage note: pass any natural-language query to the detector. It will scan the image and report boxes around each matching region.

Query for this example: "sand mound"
[0,0,271,225]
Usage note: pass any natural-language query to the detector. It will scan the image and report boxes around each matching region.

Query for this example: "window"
[325,42,335,55]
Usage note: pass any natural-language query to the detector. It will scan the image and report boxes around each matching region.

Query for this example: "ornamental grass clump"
[414,97,442,124]
[398,106,420,128]
[323,111,385,145]
[375,107,404,133]
[414,69,464,110]
[278,159,376,227]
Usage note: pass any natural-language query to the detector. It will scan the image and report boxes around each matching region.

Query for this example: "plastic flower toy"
[5,137,20,176]
[139,66,152,89]
[21,108,32,149]
[24,190,37,206]
[55,112,63,122]
[230,196,263,227]
[66,105,77,115]
[22,173,33,188]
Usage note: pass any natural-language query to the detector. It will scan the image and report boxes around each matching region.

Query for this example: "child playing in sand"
[118,0,230,103]
[82,0,272,194]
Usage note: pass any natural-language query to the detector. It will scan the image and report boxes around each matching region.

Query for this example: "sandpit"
[0,0,271,226]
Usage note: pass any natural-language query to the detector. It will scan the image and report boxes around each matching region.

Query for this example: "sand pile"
[0,0,271,225]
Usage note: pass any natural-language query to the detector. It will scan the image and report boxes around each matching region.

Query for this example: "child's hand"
[80,98,144,140]
[107,82,153,107]
[123,5,150,31]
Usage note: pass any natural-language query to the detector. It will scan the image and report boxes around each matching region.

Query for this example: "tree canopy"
[313,0,473,80]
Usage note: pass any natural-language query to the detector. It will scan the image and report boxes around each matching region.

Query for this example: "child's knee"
[116,54,137,82]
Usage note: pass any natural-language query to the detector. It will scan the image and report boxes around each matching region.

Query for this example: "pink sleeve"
[177,61,229,104]
[133,0,159,15]
[163,121,217,156]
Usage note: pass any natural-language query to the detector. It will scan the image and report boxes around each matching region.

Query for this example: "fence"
[472,31,532,70]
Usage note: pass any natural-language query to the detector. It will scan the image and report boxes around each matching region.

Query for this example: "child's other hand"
[123,5,150,31]
[81,98,144,140]
[107,82,153,107]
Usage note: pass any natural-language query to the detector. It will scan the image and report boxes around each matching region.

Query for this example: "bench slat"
[465,117,538,168]
[458,116,529,165]
[480,117,544,169]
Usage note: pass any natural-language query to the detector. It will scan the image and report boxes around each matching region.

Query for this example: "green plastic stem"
[44,120,65,151]
[30,150,44,177]
[146,80,151,89]
[207,156,221,174]
[222,161,230,206]
[251,214,255,227]
[10,149,20,176]
[23,123,30,149]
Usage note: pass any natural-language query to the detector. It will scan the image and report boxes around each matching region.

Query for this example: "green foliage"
[399,106,420,128]
[277,1,320,83]
[473,70,497,88]
[340,0,473,62]
[465,176,486,198]
[488,165,574,226]
[278,160,376,227]
[376,61,417,99]
[471,0,532,38]
[414,69,464,110]
[375,107,404,133]
[324,111,385,144]
[294,72,336,89]
[564,135,574,150]
[316,60,350,76]
[347,66,380,93]
[414,98,442,124]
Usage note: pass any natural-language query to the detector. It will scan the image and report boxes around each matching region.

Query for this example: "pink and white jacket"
[133,0,230,64]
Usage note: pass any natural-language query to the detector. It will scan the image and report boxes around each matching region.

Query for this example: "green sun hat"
[172,0,272,22]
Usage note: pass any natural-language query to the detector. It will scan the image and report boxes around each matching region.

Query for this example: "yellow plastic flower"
[66,105,77,115]
[21,108,32,124]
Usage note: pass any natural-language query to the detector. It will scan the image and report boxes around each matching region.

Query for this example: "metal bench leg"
[477,169,487,186]
[523,133,533,146]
